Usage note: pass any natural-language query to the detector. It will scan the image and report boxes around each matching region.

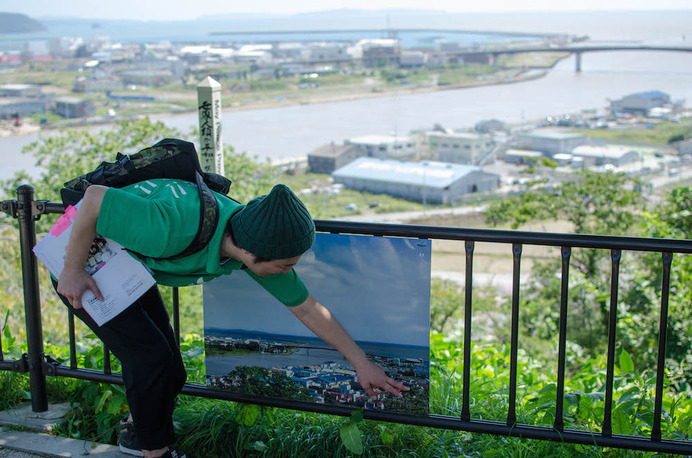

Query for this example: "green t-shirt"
[95,179,309,307]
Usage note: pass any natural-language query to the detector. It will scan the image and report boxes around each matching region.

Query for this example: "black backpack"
[61,138,233,261]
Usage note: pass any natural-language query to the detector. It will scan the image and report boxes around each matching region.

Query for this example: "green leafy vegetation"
[0,118,690,456]
[436,64,498,85]
[0,61,77,88]
[573,120,692,145]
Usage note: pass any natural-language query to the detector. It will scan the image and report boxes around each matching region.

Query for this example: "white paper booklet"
[33,203,156,326]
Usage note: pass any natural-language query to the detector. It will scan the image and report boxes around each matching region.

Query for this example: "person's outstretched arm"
[289,294,409,397]
[56,185,108,309]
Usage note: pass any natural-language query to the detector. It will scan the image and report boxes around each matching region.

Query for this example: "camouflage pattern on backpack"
[61,138,233,261]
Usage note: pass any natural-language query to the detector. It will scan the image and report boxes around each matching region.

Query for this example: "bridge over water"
[210,28,692,72]
[462,44,692,72]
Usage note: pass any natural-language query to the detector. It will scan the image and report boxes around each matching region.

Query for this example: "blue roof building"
[610,90,671,114]
[332,157,500,204]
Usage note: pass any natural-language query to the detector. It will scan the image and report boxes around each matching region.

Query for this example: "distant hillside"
[0,12,46,34]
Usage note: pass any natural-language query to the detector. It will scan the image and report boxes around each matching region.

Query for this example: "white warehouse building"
[346,134,417,160]
[518,131,588,157]
[420,131,495,164]
[332,158,500,204]
[571,144,640,168]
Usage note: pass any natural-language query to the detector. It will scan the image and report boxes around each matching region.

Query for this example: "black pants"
[53,283,187,450]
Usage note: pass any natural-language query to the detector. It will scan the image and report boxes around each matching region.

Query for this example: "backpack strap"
[139,172,220,261]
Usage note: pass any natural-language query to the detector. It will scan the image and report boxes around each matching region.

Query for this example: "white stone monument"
[197,76,224,175]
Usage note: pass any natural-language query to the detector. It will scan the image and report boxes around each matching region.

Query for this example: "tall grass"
[2,308,689,456]
[164,329,689,457]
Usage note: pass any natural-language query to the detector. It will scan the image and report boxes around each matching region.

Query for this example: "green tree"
[486,175,691,393]
[628,187,692,391]
[0,117,280,345]
[485,171,646,357]
[2,117,279,211]
[485,170,643,237]
[2,118,182,206]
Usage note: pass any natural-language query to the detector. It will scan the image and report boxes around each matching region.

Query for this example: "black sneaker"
[119,416,144,457]
[161,445,187,458]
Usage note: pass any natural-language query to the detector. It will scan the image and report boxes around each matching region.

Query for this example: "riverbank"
[0,121,40,137]
[2,60,559,138]
[219,67,550,112]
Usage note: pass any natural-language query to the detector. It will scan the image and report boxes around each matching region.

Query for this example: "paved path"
[0,450,41,457]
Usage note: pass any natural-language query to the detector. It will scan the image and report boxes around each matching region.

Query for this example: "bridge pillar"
[575,52,582,73]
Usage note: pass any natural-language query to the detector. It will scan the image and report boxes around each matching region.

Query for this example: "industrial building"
[307,143,365,174]
[332,157,500,204]
[419,131,495,164]
[347,134,417,160]
[0,84,53,119]
[679,139,692,157]
[518,130,588,157]
[55,97,95,118]
[610,90,671,115]
[503,149,544,165]
[0,84,42,98]
[570,144,640,168]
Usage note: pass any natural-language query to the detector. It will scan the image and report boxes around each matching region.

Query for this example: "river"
[206,340,429,375]
[1,14,690,182]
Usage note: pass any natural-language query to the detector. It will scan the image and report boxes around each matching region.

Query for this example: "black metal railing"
[2,184,692,455]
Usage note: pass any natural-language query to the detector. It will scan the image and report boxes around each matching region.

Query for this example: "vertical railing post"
[16,184,48,412]
[554,246,571,432]
[461,240,474,421]
[173,287,181,345]
[602,249,622,437]
[68,311,78,369]
[652,251,673,442]
[507,243,523,426]
[103,346,112,375]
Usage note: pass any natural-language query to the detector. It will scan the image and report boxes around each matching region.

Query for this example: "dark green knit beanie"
[231,184,315,259]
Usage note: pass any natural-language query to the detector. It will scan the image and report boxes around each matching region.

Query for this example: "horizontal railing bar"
[39,202,69,214]
[315,220,692,253]
[45,365,123,383]
[36,365,692,455]
[33,204,692,253]
[0,359,27,372]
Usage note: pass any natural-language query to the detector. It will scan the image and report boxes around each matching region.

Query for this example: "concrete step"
[0,403,121,457]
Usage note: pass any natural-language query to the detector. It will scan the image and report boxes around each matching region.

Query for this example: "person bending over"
[56,180,408,458]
